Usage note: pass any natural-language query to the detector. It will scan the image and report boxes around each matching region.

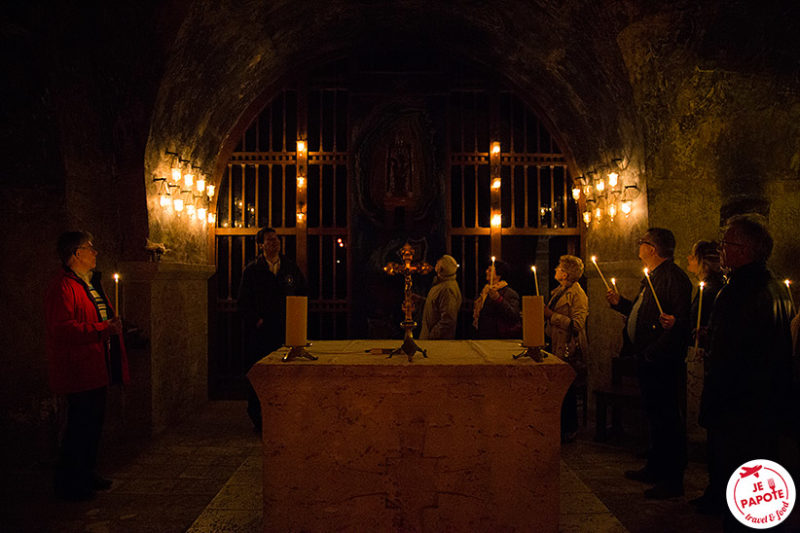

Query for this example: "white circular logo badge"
[726,459,795,529]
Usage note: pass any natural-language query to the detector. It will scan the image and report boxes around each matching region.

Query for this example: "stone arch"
[143,0,645,263]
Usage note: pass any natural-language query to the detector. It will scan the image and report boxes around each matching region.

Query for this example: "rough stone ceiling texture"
[147,0,656,177]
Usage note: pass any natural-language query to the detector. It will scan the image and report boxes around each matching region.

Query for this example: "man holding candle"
[606,228,692,499]
[419,255,462,340]
[45,231,127,501]
[473,259,521,338]
[544,255,588,443]
[239,227,307,431]
[700,215,794,528]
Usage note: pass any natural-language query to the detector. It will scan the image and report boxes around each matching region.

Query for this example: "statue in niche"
[386,134,413,200]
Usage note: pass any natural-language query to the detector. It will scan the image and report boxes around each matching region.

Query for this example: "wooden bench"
[593,356,640,441]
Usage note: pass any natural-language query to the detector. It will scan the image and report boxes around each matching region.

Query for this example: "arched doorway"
[209,55,582,396]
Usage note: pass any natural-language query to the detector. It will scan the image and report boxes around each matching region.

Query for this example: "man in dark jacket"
[700,215,794,528]
[606,228,692,498]
[239,227,307,430]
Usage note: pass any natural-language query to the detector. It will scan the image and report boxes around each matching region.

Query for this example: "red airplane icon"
[740,465,762,479]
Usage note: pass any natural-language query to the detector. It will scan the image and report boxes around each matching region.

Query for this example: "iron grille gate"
[210,83,581,397]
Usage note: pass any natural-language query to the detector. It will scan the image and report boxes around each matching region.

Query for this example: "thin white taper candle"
[591,256,610,290]
[694,281,704,350]
[644,268,664,315]
[113,273,120,317]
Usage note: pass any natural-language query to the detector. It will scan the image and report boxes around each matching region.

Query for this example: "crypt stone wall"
[1,1,798,460]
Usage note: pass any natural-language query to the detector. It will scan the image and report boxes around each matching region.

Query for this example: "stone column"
[118,261,216,435]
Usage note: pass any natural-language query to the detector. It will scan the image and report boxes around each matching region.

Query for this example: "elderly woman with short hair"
[544,254,589,442]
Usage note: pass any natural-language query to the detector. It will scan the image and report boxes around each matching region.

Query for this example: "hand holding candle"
[113,273,120,317]
[643,268,664,315]
[591,255,611,291]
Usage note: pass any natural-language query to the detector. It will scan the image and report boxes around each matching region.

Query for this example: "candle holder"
[513,344,546,362]
[384,242,433,362]
[282,342,318,362]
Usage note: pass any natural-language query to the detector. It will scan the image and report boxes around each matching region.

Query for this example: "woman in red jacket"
[45,231,128,500]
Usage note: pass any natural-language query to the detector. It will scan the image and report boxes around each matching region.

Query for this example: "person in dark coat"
[606,228,692,499]
[238,227,306,430]
[700,215,794,531]
[45,231,128,501]
[473,259,521,339]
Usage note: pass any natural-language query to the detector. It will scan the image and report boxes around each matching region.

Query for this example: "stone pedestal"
[248,339,575,532]
[119,261,215,435]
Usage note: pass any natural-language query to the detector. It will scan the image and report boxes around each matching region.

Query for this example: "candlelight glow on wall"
[578,158,639,226]
[155,152,215,228]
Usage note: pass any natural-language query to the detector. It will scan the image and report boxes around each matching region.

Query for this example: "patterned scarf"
[472,280,508,329]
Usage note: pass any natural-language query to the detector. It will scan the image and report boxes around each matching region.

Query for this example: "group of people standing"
[44,217,797,525]
[606,216,796,532]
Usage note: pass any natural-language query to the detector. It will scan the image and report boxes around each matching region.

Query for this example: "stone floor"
[0,401,747,532]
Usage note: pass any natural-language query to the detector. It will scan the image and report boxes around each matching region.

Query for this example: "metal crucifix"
[383,242,433,361]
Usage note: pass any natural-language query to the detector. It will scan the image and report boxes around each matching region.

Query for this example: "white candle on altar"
[694,281,704,350]
[285,296,308,347]
[531,265,539,296]
[522,295,545,347]
[591,256,611,290]
[113,273,120,316]
[643,268,664,315]
[490,256,496,286]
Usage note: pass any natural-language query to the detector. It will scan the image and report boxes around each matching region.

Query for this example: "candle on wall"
[785,279,795,310]
[113,273,120,317]
[643,268,664,315]
[531,265,539,296]
[611,277,618,292]
[285,296,308,347]
[522,295,545,347]
[490,256,496,286]
[694,281,705,350]
[590,256,611,290]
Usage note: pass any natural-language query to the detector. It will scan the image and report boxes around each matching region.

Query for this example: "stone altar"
[248,339,575,532]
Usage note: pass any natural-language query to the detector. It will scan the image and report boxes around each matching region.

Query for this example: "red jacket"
[45,268,130,394]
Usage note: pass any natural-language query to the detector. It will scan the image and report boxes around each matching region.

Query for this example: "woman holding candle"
[473,259,521,338]
[658,240,723,350]
[45,231,127,500]
[543,255,588,443]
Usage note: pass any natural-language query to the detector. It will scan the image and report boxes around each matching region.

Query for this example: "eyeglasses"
[76,244,98,254]
[718,240,745,249]
[637,239,655,247]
